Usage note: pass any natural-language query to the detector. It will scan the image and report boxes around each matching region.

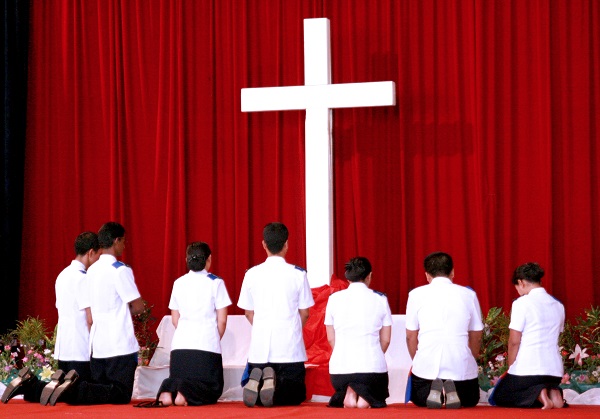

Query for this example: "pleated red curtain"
[20,0,600,325]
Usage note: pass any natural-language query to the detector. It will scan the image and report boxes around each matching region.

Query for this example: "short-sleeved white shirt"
[237,256,315,363]
[169,270,232,353]
[87,254,141,358]
[54,260,91,361]
[325,282,393,374]
[405,276,483,380]
[508,287,565,377]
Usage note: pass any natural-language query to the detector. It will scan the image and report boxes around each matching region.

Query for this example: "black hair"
[512,262,544,285]
[344,257,372,282]
[187,242,211,272]
[98,222,125,249]
[263,222,288,254]
[424,251,454,277]
[74,231,99,256]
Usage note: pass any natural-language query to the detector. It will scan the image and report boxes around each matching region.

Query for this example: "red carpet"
[1,400,599,419]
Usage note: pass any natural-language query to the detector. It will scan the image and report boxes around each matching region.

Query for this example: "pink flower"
[4,345,10,351]
[569,344,590,366]
[4,365,12,372]
[561,373,571,384]
[22,357,28,362]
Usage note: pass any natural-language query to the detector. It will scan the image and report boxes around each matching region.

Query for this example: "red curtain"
[20,0,600,326]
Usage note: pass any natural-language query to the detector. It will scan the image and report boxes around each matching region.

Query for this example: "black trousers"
[69,352,138,405]
[22,360,92,403]
[409,373,480,407]
[247,361,306,406]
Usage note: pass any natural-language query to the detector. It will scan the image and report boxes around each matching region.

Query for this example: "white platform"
[133,314,412,403]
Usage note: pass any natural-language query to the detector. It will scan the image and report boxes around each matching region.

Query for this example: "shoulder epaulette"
[465,286,474,291]
[79,270,87,274]
[294,265,306,272]
[207,273,220,280]
[112,261,129,269]
[372,289,387,297]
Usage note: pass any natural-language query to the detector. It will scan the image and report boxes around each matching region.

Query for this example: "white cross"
[241,18,396,288]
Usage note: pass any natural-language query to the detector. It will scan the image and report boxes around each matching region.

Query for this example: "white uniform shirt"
[87,254,141,358]
[169,270,232,354]
[54,260,91,361]
[237,256,315,363]
[325,282,393,374]
[406,276,483,380]
[508,287,565,377]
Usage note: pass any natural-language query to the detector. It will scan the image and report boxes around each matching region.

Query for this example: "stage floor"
[1,400,599,419]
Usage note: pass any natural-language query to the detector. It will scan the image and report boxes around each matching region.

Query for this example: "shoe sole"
[48,370,79,406]
[40,370,65,406]
[426,378,443,409]
[1,368,34,404]
[260,367,276,407]
[243,368,262,407]
[443,379,461,409]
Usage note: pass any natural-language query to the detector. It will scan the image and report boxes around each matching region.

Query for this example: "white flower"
[568,344,589,366]
[39,365,54,381]
[43,349,51,355]
[495,354,505,362]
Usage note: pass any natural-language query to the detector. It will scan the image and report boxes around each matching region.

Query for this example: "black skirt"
[489,373,562,408]
[329,372,389,408]
[158,349,224,406]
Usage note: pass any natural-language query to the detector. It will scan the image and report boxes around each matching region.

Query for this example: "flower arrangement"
[133,300,160,366]
[478,307,510,390]
[477,305,600,394]
[558,306,600,392]
[0,317,57,385]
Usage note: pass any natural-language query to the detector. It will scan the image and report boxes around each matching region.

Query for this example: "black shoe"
[259,367,276,407]
[243,368,262,407]
[1,367,36,403]
[40,370,65,405]
[48,369,79,406]
[443,379,461,409]
[426,378,443,409]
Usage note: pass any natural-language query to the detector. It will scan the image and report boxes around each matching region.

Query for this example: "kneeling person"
[325,257,392,408]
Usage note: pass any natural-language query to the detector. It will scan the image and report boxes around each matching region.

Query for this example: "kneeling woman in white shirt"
[158,242,232,406]
[324,257,392,408]
[489,262,565,409]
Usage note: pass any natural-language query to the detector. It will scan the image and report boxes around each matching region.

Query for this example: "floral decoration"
[478,305,600,393]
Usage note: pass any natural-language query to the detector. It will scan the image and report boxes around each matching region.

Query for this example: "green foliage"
[133,300,159,365]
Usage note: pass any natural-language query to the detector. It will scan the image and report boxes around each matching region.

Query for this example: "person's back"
[238,222,314,407]
[327,283,390,373]
[509,288,564,376]
[87,254,139,357]
[408,279,480,380]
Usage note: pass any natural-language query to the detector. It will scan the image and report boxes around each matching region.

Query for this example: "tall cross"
[241,18,396,288]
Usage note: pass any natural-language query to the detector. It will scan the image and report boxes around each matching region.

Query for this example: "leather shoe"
[443,379,461,409]
[243,368,262,407]
[1,367,36,403]
[259,367,276,407]
[40,369,65,405]
[426,378,443,409]
[48,369,79,406]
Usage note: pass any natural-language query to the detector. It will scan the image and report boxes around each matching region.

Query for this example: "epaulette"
[294,265,306,272]
[373,289,387,297]
[207,273,220,280]
[79,270,87,274]
[112,261,130,269]
[465,286,474,292]
[550,294,563,304]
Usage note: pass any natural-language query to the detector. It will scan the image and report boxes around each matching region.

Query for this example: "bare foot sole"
[158,392,173,406]
[343,386,358,408]
[538,388,554,410]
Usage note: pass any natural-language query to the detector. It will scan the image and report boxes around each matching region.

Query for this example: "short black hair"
[512,262,544,285]
[186,242,211,272]
[98,222,125,249]
[74,232,99,256]
[344,257,372,282]
[263,222,288,254]
[424,251,453,277]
